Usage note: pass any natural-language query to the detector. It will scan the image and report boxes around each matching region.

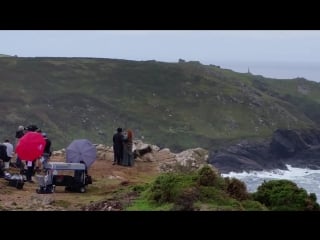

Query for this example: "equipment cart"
[36,162,92,194]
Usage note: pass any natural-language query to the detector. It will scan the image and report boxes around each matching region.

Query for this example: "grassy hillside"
[0,57,319,151]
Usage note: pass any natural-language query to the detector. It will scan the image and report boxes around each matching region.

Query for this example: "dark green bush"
[198,186,230,203]
[131,183,149,193]
[253,180,319,211]
[225,177,249,201]
[197,165,217,186]
[171,187,199,211]
[147,172,196,204]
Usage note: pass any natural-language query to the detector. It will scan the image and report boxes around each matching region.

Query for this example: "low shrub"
[253,179,320,211]
[225,177,249,201]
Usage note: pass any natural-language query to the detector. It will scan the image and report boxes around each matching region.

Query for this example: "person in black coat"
[42,133,52,158]
[15,125,25,140]
[112,128,124,165]
[15,125,25,168]
[39,132,52,169]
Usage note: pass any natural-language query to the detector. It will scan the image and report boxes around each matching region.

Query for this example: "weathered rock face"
[269,129,320,170]
[208,129,320,173]
[270,129,311,158]
[208,140,286,173]
[159,148,209,173]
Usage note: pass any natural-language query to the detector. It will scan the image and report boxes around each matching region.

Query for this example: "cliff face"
[208,128,320,173]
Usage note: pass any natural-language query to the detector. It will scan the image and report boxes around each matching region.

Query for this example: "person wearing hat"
[15,125,25,142]
[112,128,124,165]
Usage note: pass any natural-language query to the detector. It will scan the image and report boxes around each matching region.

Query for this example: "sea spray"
[222,164,320,203]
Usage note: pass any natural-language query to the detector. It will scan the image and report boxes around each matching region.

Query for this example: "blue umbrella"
[66,139,97,168]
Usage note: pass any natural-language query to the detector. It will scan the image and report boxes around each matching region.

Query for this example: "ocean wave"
[222,164,320,203]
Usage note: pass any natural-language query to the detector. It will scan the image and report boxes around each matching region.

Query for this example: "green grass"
[125,198,174,211]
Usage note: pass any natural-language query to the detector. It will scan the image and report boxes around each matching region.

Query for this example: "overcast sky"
[1,30,320,81]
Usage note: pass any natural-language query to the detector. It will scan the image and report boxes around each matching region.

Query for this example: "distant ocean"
[206,61,320,83]
[222,165,320,203]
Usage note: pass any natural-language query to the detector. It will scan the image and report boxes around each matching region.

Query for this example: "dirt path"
[0,156,160,211]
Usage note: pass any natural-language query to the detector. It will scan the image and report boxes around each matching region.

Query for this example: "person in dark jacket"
[29,131,52,173]
[15,125,25,140]
[0,144,8,173]
[112,128,124,165]
[15,125,25,168]
[40,132,52,167]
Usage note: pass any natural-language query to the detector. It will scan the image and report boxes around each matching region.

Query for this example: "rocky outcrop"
[208,140,286,173]
[208,128,320,173]
[51,140,209,174]
[158,148,209,173]
[270,129,311,157]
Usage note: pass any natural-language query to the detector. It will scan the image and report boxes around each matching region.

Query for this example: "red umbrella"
[16,132,46,161]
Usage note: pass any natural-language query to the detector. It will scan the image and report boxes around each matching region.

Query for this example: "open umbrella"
[66,139,97,168]
[16,132,46,161]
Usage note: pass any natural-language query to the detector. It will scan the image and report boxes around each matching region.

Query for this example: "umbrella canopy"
[66,139,97,168]
[16,132,46,161]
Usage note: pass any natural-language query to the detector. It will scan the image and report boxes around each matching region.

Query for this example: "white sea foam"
[222,164,320,203]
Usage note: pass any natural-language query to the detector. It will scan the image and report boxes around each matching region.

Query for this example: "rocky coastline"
[208,128,320,173]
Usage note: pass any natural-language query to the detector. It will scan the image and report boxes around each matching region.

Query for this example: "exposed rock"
[132,140,149,151]
[208,140,286,173]
[159,148,209,173]
[208,128,320,173]
[52,149,65,157]
[270,129,310,157]
[95,145,113,161]
[141,152,155,162]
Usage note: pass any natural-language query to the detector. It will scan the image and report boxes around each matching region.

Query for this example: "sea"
[222,165,320,203]
[207,61,320,83]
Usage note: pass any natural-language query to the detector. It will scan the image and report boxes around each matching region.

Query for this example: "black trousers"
[26,161,35,181]
[113,145,123,164]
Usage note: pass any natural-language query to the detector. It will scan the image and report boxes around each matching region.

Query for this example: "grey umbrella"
[66,139,97,168]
